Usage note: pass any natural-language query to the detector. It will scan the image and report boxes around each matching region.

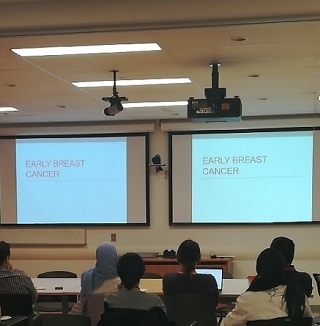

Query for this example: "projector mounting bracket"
[204,63,226,100]
[102,70,128,103]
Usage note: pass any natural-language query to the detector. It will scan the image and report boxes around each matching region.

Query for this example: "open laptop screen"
[195,268,223,291]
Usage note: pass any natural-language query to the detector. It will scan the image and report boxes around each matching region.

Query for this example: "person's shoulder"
[144,291,163,301]
[11,269,30,277]
[194,273,217,284]
[297,271,312,280]
[236,289,264,303]
[288,269,312,283]
[163,273,180,282]
[94,277,120,294]
[81,268,91,280]
[195,273,215,280]
[163,273,179,279]
[105,288,121,298]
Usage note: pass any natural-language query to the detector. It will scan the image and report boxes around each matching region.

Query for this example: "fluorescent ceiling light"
[73,78,191,87]
[123,101,188,108]
[11,43,161,57]
[0,107,18,112]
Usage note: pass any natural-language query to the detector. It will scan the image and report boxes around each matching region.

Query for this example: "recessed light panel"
[123,101,187,108]
[11,43,161,57]
[0,107,18,112]
[73,78,191,87]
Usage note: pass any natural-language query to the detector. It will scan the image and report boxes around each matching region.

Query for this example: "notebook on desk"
[195,267,223,291]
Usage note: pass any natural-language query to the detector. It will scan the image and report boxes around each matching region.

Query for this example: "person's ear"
[5,256,12,269]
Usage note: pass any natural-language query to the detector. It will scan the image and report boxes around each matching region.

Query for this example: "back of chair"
[164,294,217,326]
[37,270,77,278]
[32,314,43,326]
[246,317,313,326]
[98,306,171,326]
[33,313,91,326]
[0,293,34,316]
[313,273,320,296]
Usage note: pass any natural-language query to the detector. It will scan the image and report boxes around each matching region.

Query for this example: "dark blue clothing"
[162,273,219,306]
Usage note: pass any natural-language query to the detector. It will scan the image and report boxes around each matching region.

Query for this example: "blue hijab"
[81,242,118,296]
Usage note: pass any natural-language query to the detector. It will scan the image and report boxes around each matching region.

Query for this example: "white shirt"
[223,285,312,326]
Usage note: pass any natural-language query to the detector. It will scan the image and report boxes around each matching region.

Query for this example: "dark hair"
[176,239,201,274]
[0,241,10,265]
[248,248,305,319]
[255,247,285,282]
[117,252,145,289]
[270,236,295,264]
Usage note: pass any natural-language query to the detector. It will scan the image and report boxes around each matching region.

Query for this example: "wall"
[1,119,320,304]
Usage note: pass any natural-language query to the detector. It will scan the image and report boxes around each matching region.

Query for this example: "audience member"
[103,252,165,311]
[162,239,219,303]
[70,242,120,326]
[81,242,120,296]
[98,252,169,326]
[223,247,313,326]
[0,240,37,304]
[270,236,312,297]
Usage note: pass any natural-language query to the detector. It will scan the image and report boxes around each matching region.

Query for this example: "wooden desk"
[140,278,248,298]
[143,257,233,276]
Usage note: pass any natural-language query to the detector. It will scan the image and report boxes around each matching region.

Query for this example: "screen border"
[0,132,150,227]
[168,126,320,226]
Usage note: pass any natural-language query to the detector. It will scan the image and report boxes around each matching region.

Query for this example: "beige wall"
[1,119,320,304]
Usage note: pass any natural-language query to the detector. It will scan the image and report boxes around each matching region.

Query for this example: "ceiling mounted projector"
[102,70,128,116]
[187,64,242,122]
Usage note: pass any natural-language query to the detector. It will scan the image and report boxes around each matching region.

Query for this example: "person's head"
[177,239,201,273]
[256,247,285,281]
[95,242,118,279]
[270,236,295,264]
[117,252,145,289]
[250,247,305,319]
[0,241,10,267]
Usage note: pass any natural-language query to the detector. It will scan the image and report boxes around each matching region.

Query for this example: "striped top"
[0,269,38,303]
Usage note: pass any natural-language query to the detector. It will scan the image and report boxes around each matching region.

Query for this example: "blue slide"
[191,131,313,223]
[16,137,127,224]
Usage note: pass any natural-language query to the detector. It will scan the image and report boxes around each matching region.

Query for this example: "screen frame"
[0,132,150,227]
[168,126,320,226]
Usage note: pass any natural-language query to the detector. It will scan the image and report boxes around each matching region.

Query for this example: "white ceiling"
[0,0,319,125]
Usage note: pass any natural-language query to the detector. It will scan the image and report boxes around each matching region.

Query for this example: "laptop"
[195,267,223,291]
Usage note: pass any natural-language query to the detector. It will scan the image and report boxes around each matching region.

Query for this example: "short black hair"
[270,236,295,264]
[117,252,145,289]
[0,241,10,266]
[177,239,201,273]
[256,247,285,280]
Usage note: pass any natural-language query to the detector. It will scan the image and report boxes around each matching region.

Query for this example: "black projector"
[187,97,242,122]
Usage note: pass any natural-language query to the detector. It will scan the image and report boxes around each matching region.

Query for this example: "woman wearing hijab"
[70,242,120,326]
[223,247,313,326]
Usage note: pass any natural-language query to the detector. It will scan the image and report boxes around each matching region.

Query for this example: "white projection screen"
[0,133,150,226]
[169,127,320,225]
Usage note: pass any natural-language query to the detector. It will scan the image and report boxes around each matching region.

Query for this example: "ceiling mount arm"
[102,70,128,116]
[211,63,219,90]
[205,63,226,100]
[111,69,119,97]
